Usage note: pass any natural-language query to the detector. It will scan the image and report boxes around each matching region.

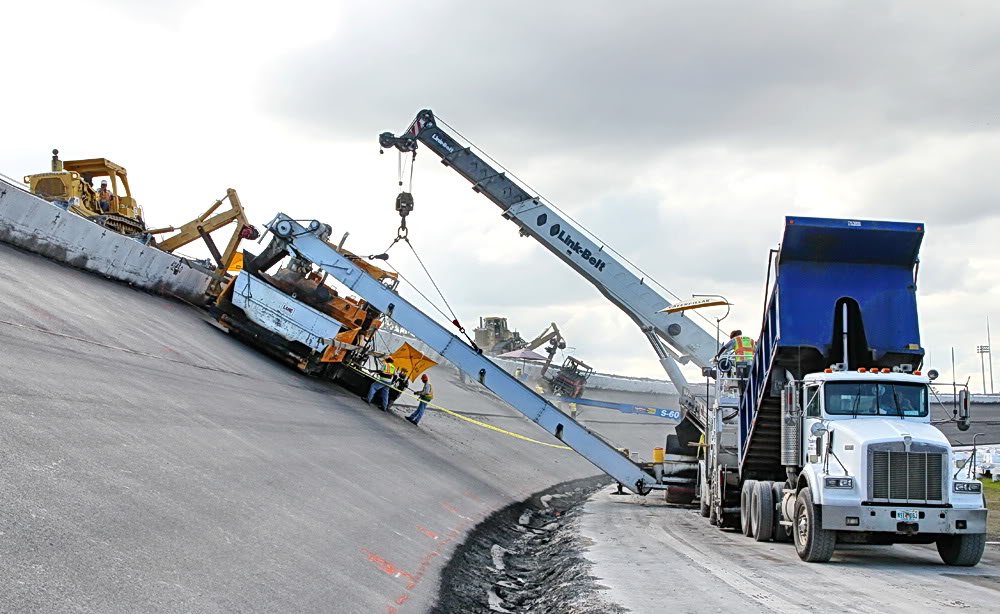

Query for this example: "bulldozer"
[24,149,146,235]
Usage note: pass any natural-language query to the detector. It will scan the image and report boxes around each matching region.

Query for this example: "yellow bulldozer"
[24,149,146,235]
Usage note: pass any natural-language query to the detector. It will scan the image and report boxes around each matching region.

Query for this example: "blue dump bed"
[738,216,925,470]
[776,216,924,372]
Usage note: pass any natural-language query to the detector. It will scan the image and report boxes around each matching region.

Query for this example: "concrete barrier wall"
[0,176,213,304]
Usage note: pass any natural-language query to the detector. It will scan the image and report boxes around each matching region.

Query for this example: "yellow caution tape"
[343,362,570,450]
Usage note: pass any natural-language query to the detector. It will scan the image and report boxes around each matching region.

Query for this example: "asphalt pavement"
[580,490,1000,613]
[0,242,617,613]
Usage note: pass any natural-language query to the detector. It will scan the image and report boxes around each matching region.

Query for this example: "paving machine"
[212,222,398,392]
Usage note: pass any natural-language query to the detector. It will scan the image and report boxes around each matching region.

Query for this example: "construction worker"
[96,180,113,213]
[386,368,409,409]
[716,329,755,363]
[366,357,397,411]
[406,374,434,426]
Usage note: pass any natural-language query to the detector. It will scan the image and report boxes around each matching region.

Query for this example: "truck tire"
[936,533,986,566]
[700,475,711,518]
[751,481,774,542]
[740,480,757,537]
[793,487,835,562]
[771,482,791,543]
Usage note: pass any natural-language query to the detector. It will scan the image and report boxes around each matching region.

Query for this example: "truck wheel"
[936,534,986,566]
[793,487,835,562]
[771,482,791,543]
[751,481,774,542]
[740,480,757,537]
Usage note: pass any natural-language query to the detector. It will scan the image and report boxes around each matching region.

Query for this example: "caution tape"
[342,362,571,450]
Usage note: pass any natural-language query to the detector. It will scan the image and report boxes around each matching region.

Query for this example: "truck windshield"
[824,381,927,417]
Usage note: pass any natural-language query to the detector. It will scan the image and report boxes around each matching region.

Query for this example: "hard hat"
[100,180,108,185]
[421,374,429,382]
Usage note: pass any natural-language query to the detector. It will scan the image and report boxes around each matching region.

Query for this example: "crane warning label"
[535,214,606,272]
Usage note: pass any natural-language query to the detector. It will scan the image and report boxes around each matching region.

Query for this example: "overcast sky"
[3,1,1000,385]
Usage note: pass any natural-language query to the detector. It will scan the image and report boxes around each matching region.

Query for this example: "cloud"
[269,0,1000,161]
[5,0,1000,385]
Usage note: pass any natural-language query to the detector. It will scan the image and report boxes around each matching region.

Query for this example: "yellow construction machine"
[24,149,146,235]
[147,188,259,293]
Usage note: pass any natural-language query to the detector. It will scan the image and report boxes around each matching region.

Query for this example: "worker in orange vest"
[96,180,113,213]
[717,329,755,363]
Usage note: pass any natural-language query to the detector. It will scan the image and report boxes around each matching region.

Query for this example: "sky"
[2,0,1000,386]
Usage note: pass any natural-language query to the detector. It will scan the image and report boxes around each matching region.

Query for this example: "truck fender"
[796,465,823,505]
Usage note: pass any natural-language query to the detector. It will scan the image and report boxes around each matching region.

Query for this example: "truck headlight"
[954,481,983,493]
[825,477,854,489]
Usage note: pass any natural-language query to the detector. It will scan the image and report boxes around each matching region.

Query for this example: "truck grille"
[869,448,945,503]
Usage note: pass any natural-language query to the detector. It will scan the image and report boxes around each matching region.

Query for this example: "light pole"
[988,317,994,394]
[689,294,731,353]
[977,345,990,394]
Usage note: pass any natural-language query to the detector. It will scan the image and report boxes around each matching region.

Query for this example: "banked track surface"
[0,242,601,613]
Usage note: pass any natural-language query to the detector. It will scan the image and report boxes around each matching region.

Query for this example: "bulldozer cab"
[63,157,142,221]
[24,150,146,235]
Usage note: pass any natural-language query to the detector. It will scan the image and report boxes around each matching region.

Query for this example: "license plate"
[896,509,919,522]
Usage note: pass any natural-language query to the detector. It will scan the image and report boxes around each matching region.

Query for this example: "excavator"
[24,149,146,235]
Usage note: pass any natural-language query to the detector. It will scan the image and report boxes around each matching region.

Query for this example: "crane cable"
[382,142,480,351]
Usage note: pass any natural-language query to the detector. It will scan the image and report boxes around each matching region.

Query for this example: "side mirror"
[927,369,939,381]
[957,388,971,431]
[809,422,829,436]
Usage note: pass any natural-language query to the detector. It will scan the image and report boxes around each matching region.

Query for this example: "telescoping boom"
[263,213,661,495]
[379,110,719,417]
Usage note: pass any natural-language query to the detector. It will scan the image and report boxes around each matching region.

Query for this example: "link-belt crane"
[260,214,663,495]
[379,110,721,437]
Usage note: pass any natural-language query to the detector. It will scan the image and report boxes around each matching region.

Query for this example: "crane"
[259,213,662,495]
[379,110,721,437]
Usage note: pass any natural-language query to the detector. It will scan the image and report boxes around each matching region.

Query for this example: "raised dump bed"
[739,216,925,474]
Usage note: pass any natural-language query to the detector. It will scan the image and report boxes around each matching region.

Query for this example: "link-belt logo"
[431,133,455,154]
[536,213,606,272]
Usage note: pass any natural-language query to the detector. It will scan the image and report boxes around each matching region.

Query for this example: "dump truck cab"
[787,369,985,549]
[24,150,145,235]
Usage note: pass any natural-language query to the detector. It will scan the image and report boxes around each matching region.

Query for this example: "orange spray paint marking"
[418,526,439,540]
[360,549,418,589]
[441,502,473,521]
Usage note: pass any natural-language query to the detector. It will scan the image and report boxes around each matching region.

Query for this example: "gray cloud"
[269,1,1000,161]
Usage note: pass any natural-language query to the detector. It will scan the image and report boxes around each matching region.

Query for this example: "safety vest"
[380,363,397,381]
[420,383,434,401]
[733,336,755,361]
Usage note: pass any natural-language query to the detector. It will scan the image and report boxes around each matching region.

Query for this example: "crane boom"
[263,213,660,495]
[380,110,719,411]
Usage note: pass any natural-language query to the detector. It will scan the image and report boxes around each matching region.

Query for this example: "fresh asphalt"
[0,242,618,613]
